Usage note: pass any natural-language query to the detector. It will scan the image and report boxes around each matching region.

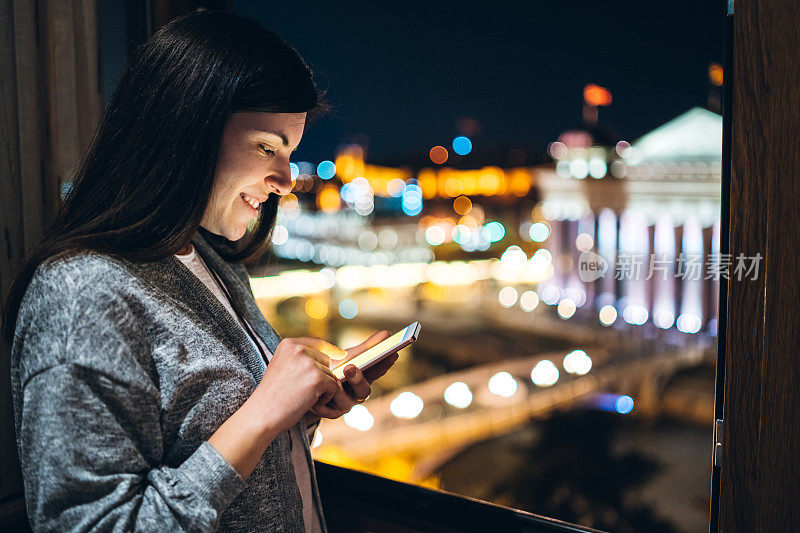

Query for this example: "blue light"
[289,162,299,180]
[452,136,472,156]
[481,221,505,243]
[401,184,423,216]
[402,201,423,216]
[338,299,358,319]
[317,160,336,180]
[614,395,634,414]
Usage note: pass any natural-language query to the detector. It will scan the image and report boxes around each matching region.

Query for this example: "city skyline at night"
[238,0,724,164]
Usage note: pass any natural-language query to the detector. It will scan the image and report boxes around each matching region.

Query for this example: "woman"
[2,11,395,532]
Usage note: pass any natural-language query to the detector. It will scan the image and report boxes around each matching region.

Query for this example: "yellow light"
[317,186,340,212]
[305,297,328,320]
[444,178,463,197]
[461,174,478,195]
[508,170,531,197]
[418,169,438,199]
[422,282,449,301]
[367,288,395,308]
[709,63,723,86]
[453,195,472,215]
[281,193,299,211]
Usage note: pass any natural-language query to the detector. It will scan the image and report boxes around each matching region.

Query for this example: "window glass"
[240,2,723,531]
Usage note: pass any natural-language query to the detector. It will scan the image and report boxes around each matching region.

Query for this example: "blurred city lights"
[289,162,300,180]
[453,195,472,215]
[598,305,618,326]
[425,225,446,246]
[452,136,473,156]
[653,310,676,329]
[575,232,594,252]
[338,299,358,319]
[615,140,632,158]
[562,349,592,375]
[444,382,473,408]
[317,160,336,180]
[531,360,559,387]
[539,283,560,305]
[271,225,289,246]
[317,186,341,212]
[709,63,724,87]
[548,141,568,160]
[481,221,505,243]
[519,290,540,312]
[429,146,449,165]
[569,159,589,179]
[343,404,374,431]
[588,158,607,179]
[498,286,519,308]
[387,178,406,197]
[488,372,518,397]
[528,222,550,242]
[304,298,328,320]
[556,160,571,178]
[402,184,423,216]
[623,305,649,325]
[390,392,424,419]
[318,268,336,289]
[281,193,299,212]
[557,298,577,319]
[583,84,613,106]
[500,245,528,269]
[677,313,702,334]
[615,395,635,414]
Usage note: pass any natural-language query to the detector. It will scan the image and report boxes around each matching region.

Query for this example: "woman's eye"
[259,145,275,156]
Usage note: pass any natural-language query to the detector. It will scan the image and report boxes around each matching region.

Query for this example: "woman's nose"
[267,167,293,196]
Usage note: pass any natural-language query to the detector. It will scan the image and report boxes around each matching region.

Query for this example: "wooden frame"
[716,0,800,529]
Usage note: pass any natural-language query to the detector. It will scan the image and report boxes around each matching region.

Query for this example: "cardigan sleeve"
[12,260,247,532]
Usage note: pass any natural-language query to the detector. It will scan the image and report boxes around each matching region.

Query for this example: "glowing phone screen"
[331,326,410,380]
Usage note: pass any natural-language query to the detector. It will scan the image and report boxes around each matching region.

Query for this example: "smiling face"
[200,111,305,241]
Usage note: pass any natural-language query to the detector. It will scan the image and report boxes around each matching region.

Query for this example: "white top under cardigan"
[176,245,322,533]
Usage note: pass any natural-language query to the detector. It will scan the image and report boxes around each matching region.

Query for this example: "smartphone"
[331,322,421,380]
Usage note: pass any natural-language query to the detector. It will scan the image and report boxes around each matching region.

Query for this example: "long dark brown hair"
[2,10,327,344]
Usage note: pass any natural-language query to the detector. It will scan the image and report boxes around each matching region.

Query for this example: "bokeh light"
[429,146,449,165]
[531,360,559,387]
[615,395,635,415]
[529,222,550,242]
[390,391,424,419]
[343,404,374,430]
[562,349,592,375]
[452,136,473,156]
[304,298,328,320]
[453,196,472,215]
[488,371,518,397]
[338,299,358,319]
[317,160,336,180]
[444,382,473,408]
[498,286,519,308]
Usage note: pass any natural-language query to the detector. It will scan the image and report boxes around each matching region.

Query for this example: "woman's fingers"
[294,337,347,361]
[344,330,392,360]
[362,352,399,384]
[343,365,372,401]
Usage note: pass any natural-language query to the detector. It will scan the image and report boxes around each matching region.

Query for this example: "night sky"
[236,1,724,165]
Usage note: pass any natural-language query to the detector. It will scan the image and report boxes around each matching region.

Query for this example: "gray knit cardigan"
[10,232,327,532]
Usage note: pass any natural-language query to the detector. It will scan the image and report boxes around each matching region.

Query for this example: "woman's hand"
[253,337,346,432]
[308,330,399,423]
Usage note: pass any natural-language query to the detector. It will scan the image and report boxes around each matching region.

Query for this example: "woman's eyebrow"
[256,130,289,147]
